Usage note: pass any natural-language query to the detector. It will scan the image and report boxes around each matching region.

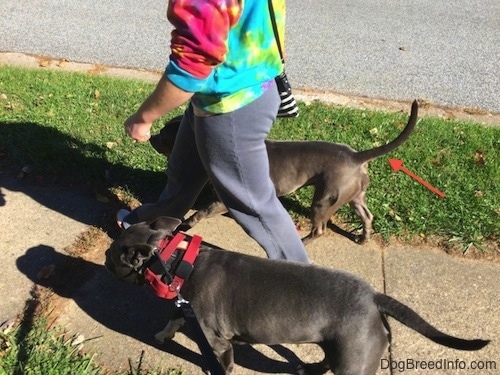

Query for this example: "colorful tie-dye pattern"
[165,0,285,114]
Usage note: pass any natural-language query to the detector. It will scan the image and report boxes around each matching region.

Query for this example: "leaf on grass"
[0,319,16,334]
[37,264,56,280]
[95,193,109,203]
[57,59,69,68]
[88,64,107,75]
[22,165,34,173]
[388,209,402,221]
[106,141,117,149]
[17,165,34,179]
[431,158,441,166]
[0,338,12,357]
[39,59,51,68]
[419,98,431,108]
[71,334,85,347]
[0,93,7,100]
[94,89,100,99]
[473,149,486,167]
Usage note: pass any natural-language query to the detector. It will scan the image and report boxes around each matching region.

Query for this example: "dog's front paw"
[184,213,199,228]
[353,234,365,244]
[154,330,175,344]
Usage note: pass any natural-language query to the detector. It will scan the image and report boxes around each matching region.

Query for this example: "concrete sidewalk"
[1,171,498,374]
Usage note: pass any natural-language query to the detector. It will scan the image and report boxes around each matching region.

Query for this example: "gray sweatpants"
[135,82,310,263]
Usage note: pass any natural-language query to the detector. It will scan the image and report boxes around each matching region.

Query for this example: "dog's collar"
[144,232,201,300]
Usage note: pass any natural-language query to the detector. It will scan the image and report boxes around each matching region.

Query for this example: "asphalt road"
[1,0,498,113]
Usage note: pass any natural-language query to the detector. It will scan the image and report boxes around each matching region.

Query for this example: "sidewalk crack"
[381,246,393,375]
[381,246,387,295]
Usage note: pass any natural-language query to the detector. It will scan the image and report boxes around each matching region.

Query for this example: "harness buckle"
[168,279,181,293]
[173,285,188,306]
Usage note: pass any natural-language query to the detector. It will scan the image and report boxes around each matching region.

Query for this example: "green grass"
[0,314,103,375]
[1,65,498,251]
[0,317,182,375]
[0,287,183,375]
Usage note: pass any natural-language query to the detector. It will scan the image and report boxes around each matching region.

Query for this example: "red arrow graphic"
[389,159,446,198]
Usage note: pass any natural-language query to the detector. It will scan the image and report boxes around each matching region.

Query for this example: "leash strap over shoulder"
[268,0,299,118]
[268,0,284,60]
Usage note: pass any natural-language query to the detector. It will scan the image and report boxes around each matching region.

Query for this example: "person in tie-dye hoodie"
[120,0,310,263]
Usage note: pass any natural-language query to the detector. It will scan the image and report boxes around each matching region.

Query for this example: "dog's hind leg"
[322,320,389,375]
[154,316,185,343]
[320,340,384,375]
[302,187,340,245]
[348,190,373,244]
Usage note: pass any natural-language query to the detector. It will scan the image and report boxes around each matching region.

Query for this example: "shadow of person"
[0,121,167,223]
[0,187,5,206]
[16,245,304,373]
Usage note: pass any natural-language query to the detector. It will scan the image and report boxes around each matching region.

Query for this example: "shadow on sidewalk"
[0,120,167,218]
[16,245,306,373]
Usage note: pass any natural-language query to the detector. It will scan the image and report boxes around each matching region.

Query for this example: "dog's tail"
[375,293,489,351]
[354,100,418,163]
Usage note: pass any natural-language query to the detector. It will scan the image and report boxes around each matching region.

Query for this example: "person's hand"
[124,112,152,142]
[123,74,194,142]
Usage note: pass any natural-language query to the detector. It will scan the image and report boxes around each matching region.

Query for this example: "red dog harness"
[144,233,201,300]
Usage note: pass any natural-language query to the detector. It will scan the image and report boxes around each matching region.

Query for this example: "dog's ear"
[148,216,182,232]
[120,244,154,268]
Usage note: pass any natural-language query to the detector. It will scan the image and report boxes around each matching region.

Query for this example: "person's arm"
[124,74,193,142]
[125,0,241,142]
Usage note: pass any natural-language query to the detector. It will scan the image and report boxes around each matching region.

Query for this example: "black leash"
[153,249,225,375]
[176,296,225,375]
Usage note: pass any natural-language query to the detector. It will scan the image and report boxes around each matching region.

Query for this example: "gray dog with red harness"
[105,217,489,375]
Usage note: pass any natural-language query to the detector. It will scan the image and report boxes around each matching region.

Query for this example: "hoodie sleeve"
[165,0,243,92]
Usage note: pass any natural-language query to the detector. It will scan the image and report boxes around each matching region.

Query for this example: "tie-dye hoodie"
[165,0,285,114]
